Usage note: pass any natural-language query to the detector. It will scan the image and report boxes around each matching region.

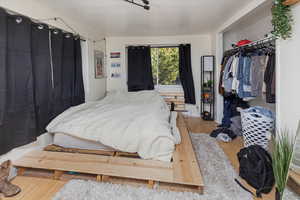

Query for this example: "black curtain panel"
[73,38,85,105]
[179,44,196,104]
[61,33,75,110]
[31,23,53,136]
[0,8,7,128]
[127,46,154,92]
[0,8,7,152]
[0,7,86,155]
[51,29,64,118]
[0,15,37,155]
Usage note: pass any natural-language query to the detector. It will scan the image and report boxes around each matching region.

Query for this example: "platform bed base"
[13,113,204,194]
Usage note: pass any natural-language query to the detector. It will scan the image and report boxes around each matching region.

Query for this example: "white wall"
[106,35,212,115]
[277,3,300,134]
[83,40,107,102]
[0,0,97,39]
[223,3,272,50]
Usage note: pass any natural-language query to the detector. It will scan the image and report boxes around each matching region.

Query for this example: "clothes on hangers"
[219,47,276,104]
[264,53,276,103]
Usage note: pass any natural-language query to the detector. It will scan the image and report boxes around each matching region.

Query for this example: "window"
[151,47,180,86]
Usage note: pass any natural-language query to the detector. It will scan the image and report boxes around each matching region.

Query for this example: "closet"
[215,1,277,143]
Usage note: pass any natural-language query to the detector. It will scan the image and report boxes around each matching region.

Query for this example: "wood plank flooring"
[185,117,275,200]
[3,117,277,200]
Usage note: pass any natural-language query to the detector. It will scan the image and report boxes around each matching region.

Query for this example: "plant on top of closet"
[272,0,294,40]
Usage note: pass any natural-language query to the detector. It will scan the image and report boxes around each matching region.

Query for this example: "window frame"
[150,46,181,90]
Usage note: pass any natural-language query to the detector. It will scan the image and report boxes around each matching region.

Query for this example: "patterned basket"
[240,107,275,150]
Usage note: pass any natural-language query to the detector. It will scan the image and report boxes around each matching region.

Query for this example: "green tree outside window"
[151,47,180,85]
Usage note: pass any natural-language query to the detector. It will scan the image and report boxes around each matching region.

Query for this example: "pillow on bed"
[170,112,181,144]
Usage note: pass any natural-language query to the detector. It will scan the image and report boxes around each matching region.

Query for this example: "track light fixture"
[124,0,150,10]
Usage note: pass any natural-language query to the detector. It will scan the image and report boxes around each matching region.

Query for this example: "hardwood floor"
[185,116,275,200]
[2,177,65,200]
[3,117,276,200]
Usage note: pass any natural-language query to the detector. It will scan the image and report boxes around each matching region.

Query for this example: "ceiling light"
[142,0,149,5]
[124,0,150,10]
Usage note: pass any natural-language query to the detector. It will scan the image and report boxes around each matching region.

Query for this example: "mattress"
[53,133,115,151]
[47,90,175,161]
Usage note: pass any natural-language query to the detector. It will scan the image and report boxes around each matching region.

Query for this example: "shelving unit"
[200,55,215,121]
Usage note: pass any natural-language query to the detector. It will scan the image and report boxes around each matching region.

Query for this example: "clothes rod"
[231,36,276,49]
[1,6,91,42]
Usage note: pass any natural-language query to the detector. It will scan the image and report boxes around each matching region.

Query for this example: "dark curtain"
[51,29,64,118]
[0,8,7,152]
[0,8,85,155]
[0,15,36,154]
[127,46,154,92]
[179,44,196,104]
[31,23,53,136]
[0,8,7,127]
[61,33,75,110]
[73,38,85,105]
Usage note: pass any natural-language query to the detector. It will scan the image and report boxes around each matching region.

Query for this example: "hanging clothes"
[218,41,276,129]
[222,55,234,93]
[264,53,276,103]
[250,55,266,97]
[219,47,275,103]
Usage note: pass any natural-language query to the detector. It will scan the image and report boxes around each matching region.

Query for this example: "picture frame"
[94,50,105,78]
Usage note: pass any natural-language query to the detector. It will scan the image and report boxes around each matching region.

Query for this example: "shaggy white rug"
[52,133,252,200]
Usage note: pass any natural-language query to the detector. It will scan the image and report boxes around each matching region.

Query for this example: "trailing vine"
[272,0,294,39]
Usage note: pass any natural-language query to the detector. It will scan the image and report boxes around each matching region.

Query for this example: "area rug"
[52,133,252,200]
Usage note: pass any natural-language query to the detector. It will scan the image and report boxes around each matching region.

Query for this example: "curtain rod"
[125,43,190,48]
[1,6,94,42]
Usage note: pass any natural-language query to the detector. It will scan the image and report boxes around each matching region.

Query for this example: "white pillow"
[170,112,181,144]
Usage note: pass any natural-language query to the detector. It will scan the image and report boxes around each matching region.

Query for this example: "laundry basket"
[239,106,275,149]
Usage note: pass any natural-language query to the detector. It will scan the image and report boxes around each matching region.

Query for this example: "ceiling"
[36,0,256,38]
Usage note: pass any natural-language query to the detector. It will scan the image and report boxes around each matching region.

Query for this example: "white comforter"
[46,91,176,161]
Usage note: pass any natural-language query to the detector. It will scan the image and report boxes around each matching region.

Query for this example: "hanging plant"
[272,0,294,40]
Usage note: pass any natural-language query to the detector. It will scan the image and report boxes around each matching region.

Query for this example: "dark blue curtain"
[127,46,154,92]
[0,8,85,155]
[51,29,64,118]
[179,44,196,104]
[31,23,53,136]
[1,14,36,153]
[73,39,85,105]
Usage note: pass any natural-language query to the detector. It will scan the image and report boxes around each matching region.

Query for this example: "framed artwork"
[94,50,104,78]
[110,52,121,58]
[111,62,121,68]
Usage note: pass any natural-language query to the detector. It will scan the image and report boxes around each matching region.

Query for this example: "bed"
[46,90,180,162]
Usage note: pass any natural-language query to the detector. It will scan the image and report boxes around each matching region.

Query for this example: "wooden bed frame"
[13,113,204,193]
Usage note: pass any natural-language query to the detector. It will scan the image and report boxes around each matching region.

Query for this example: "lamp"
[124,0,151,10]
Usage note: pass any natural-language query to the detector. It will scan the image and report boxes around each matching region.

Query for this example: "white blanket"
[47,91,175,161]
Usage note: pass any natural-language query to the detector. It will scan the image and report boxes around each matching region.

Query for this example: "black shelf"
[201,55,215,121]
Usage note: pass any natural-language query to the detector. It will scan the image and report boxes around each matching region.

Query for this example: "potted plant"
[272,0,294,40]
[272,130,298,200]
[207,80,213,88]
